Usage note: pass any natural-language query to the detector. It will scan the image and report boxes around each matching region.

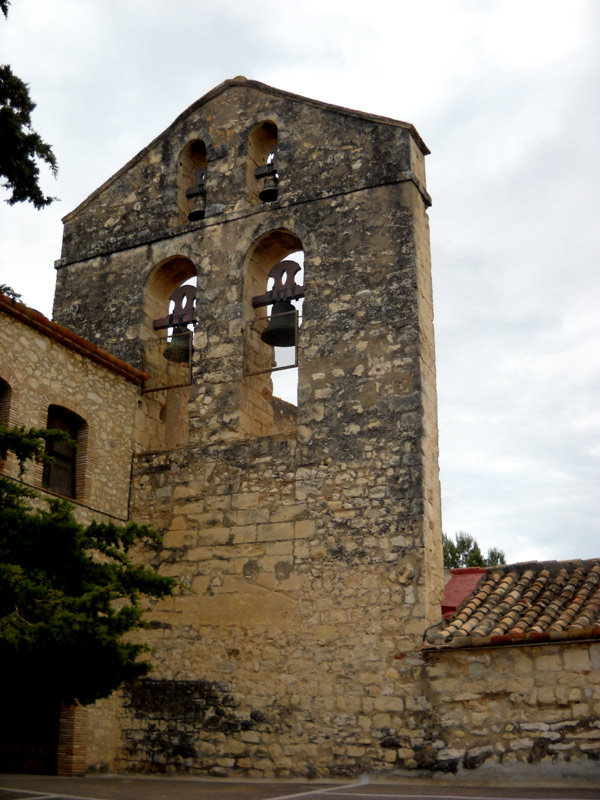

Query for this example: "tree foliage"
[0,423,175,706]
[1,2,57,208]
[0,423,69,475]
[0,283,21,302]
[442,530,506,569]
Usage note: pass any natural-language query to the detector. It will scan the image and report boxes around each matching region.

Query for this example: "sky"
[1,0,598,564]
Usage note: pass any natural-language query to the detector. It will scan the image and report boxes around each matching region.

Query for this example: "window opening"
[144,278,196,392]
[0,377,11,425]
[177,140,207,224]
[0,378,11,472]
[255,150,279,203]
[161,280,196,363]
[42,406,85,498]
[242,232,302,437]
[247,121,278,205]
[246,250,303,406]
[141,257,197,393]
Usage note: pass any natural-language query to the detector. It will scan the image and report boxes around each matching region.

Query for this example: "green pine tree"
[0,422,174,706]
[442,531,506,569]
[1,2,58,208]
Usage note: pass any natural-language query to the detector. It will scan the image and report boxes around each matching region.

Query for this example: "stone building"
[1,77,598,778]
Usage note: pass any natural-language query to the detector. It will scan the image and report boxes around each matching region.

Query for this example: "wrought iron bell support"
[251,260,304,348]
[153,284,197,363]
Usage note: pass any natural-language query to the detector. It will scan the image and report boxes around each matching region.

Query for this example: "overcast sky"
[1,0,598,564]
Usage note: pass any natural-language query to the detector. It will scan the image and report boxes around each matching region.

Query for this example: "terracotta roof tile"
[425,559,600,650]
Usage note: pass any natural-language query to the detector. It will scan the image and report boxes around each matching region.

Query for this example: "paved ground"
[1,775,599,800]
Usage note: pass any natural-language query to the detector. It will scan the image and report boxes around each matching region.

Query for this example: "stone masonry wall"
[87,632,600,775]
[46,78,600,779]
[53,80,445,776]
[420,641,600,772]
[55,78,427,269]
[52,79,429,370]
[79,174,446,770]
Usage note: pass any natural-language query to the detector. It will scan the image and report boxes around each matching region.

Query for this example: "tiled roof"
[425,559,600,650]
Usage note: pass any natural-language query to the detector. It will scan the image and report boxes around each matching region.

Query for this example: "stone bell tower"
[53,77,443,776]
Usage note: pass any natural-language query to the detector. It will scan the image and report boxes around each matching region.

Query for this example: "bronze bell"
[259,168,279,203]
[260,301,296,347]
[164,325,190,362]
[186,170,206,221]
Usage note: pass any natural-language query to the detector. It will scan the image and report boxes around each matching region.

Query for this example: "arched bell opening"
[247,121,278,206]
[177,140,207,224]
[142,256,197,344]
[241,230,303,438]
[141,256,197,451]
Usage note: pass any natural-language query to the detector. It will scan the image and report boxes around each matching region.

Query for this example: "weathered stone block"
[563,648,591,672]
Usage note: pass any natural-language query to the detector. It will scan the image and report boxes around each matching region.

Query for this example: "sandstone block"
[270,504,307,523]
[256,522,295,542]
[563,648,591,672]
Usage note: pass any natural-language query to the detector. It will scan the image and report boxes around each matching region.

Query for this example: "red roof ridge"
[449,566,489,574]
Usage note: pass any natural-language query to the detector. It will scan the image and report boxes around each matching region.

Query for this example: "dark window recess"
[0,377,10,424]
[0,378,11,473]
[42,406,82,498]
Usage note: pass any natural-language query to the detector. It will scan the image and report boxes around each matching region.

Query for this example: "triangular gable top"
[62,76,429,224]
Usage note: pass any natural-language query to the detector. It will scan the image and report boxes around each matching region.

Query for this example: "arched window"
[247,121,278,205]
[42,405,87,499]
[268,251,303,405]
[177,140,207,224]
[242,231,303,437]
[141,256,197,380]
[140,257,197,450]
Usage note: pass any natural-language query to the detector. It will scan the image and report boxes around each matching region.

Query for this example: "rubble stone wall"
[85,637,600,776]
[52,79,428,370]
[420,641,600,772]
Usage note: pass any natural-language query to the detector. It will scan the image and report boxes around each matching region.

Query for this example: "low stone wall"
[421,640,600,772]
[82,639,599,777]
